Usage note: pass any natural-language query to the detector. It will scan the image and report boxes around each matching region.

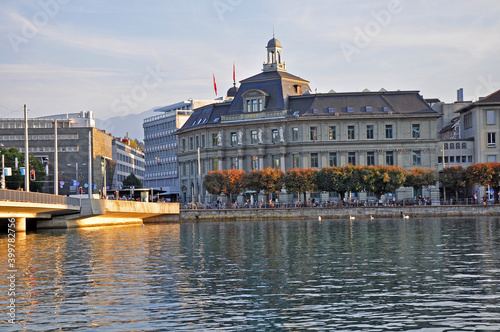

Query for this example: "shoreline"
[172,205,500,222]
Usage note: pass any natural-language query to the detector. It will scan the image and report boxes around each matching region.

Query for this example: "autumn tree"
[440,166,466,202]
[284,168,318,202]
[362,166,406,203]
[0,147,46,192]
[222,168,246,203]
[203,170,225,196]
[260,167,284,201]
[317,165,363,203]
[466,162,500,203]
[404,167,436,197]
[245,170,262,192]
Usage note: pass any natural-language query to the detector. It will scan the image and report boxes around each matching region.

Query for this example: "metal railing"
[0,189,80,206]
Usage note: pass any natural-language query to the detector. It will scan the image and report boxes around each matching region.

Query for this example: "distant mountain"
[96,108,158,141]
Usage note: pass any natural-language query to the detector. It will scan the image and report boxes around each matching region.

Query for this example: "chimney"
[457,88,464,102]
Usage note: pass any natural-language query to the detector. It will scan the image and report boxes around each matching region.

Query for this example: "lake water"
[1,217,500,331]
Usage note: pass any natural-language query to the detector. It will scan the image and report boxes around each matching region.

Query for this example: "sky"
[1,0,500,136]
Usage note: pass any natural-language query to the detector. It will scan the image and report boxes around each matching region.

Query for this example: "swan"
[403,214,409,219]
[318,216,322,221]
[370,215,374,220]
[349,215,355,220]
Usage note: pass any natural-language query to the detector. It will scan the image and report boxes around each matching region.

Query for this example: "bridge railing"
[0,189,80,206]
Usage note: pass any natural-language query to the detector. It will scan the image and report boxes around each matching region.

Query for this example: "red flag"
[233,62,235,82]
[213,73,217,96]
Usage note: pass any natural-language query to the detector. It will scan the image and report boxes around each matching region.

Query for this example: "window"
[386,151,394,166]
[329,152,337,167]
[348,126,355,140]
[347,106,354,113]
[462,156,467,163]
[488,155,497,162]
[444,143,448,149]
[488,132,496,147]
[366,151,375,166]
[413,150,421,166]
[212,133,218,147]
[291,127,299,142]
[310,127,317,141]
[231,132,237,146]
[438,156,443,164]
[348,152,356,165]
[366,125,374,139]
[251,130,258,144]
[272,129,279,143]
[412,124,420,139]
[246,98,263,112]
[293,153,300,168]
[201,135,205,148]
[456,143,460,149]
[450,156,455,163]
[329,126,336,140]
[450,143,454,149]
[468,156,473,162]
[487,110,496,125]
[385,125,393,139]
[272,155,280,169]
[366,106,372,112]
[464,113,472,128]
[182,139,186,151]
[189,137,194,150]
[231,157,238,169]
[310,153,319,168]
[212,158,219,171]
[462,143,466,149]
[252,156,259,170]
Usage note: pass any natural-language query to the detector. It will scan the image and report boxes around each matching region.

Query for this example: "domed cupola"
[263,37,286,72]
[227,84,238,98]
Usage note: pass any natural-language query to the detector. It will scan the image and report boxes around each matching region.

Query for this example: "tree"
[122,172,143,188]
[260,167,284,201]
[440,166,466,203]
[203,170,225,196]
[284,168,318,202]
[0,147,45,192]
[363,166,406,202]
[317,166,363,203]
[465,162,500,203]
[222,168,246,203]
[404,167,436,198]
[245,170,262,192]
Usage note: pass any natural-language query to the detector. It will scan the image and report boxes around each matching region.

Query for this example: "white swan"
[349,215,355,220]
[370,215,374,220]
[318,216,322,221]
[403,214,409,219]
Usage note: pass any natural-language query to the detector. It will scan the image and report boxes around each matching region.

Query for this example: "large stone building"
[0,111,114,196]
[176,38,442,204]
[143,99,217,201]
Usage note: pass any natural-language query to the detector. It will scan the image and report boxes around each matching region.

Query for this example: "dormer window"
[242,89,268,113]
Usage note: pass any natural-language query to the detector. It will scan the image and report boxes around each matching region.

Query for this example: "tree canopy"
[0,147,45,191]
[122,172,143,188]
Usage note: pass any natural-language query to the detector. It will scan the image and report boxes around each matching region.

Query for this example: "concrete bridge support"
[15,217,26,232]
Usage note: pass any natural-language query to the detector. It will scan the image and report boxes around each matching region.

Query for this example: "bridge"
[0,189,179,231]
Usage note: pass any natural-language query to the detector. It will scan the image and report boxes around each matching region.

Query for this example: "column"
[15,217,26,232]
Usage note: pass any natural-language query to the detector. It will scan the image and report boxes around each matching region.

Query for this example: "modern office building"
[143,99,217,201]
[176,37,442,204]
[0,111,114,195]
[112,136,145,191]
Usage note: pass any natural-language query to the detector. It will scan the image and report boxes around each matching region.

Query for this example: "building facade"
[143,99,217,201]
[176,38,442,204]
[0,111,114,196]
[112,137,145,191]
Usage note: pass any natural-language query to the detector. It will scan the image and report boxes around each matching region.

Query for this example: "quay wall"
[180,205,500,222]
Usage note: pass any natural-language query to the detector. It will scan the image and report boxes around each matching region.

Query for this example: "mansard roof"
[288,91,437,116]
[180,102,230,129]
[227,71,311,113]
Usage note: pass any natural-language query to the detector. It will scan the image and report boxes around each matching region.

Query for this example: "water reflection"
[0,218,499,330]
